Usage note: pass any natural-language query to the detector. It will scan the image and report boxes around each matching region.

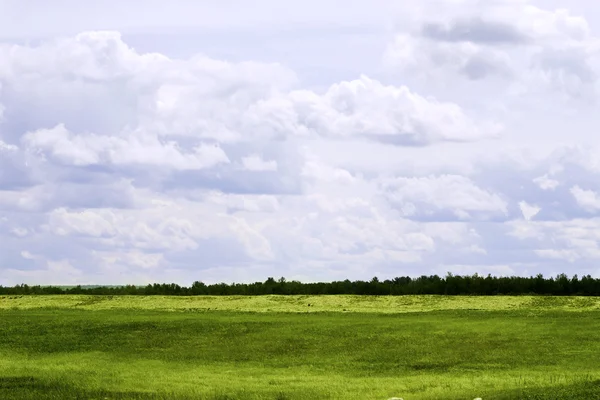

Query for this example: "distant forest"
[2,273,600,296]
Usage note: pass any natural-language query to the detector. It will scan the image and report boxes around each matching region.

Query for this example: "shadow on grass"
[488,379,600,400]
[0,376,321,400]
[0,376,167,400]
[5,375,599,400]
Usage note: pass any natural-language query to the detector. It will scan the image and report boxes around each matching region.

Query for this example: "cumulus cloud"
[0,31,298,142]
[380,175,507,220]
[2,30,497,150]
[1,1,600,284]
[0,31,497,204]
[570,186,600,212]
[22,124,230,170]
[246,75,500,145]
[384,2,600,98]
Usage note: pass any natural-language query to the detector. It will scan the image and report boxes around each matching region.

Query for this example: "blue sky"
[1,0,600,285]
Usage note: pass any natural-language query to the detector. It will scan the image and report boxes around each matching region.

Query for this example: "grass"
[3,294,600,313]
[1,295,599,399]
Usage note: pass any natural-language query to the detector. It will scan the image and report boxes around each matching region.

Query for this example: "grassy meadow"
[1,295,600,399]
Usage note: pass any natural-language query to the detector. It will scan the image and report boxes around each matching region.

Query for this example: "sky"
[2,0,600,285]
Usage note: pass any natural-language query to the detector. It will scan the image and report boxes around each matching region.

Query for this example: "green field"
[1,295,600,399]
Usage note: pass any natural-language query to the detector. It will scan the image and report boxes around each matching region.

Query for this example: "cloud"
[1,31,494,151]
[0,140,16,152]
[244,75,499,145]
[0,31,497,204]
[571,186,600,212]
[383,33,513,81]
[384,3,600,98]
[93,250,166,270]
[0,31,298,143]
[20,250,36,260]
[519,201,540,220]
[2,2,600,284]
[204,191,280,213]
[22,124,231,170]
[380,175,508,220]
[508,218,600,263]
[11,228,29,237]
[533,174,560,190]
[421,17,528,44]
[1,259,84,286]
[241,154,278,171]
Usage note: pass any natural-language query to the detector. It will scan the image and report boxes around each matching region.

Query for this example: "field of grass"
[3,294,600,313]
[1,295,600,399]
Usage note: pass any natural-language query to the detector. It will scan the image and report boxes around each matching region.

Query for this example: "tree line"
[2,273,600,296]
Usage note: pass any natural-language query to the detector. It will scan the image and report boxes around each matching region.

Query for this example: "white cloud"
[22,124,230,170]
[519,201,541,220]
[302,160,358,185]
[44,194,277,262]
[205,192,280,213]
[534,248,581,263]
[11,227,29,237]
[20,251,37,260]
[93,250,166,270]
[0,31,298,145]
[2,2,600,284]
[533,174,560,190]
[0,140,17,152]
[571,185,600,212]
[241,154,278,171]
[380,175,507,220]
[508,218,600,263]
[247,75,500,145]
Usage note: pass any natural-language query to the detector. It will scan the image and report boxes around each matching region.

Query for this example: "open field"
[3,294,600,313]
[1,296,600,399]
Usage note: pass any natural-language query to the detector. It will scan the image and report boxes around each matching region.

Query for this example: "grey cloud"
[530,47,597,100]
[460,51,511,80]
[422,17,528,45]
